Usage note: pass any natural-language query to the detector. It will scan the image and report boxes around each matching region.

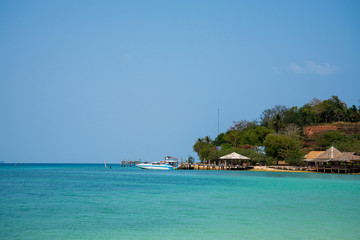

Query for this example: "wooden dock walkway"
[177,163,252,171]
[120,160,140,167]
[308,165,360,174]
[177,164,360,174]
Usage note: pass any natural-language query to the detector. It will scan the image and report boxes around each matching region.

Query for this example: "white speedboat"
[136,157,178,170]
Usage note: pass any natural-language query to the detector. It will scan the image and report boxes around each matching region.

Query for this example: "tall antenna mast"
[218,107,220,135]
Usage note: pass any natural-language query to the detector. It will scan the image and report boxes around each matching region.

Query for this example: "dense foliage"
[316,131,360,154]
[193,96,360,166]
[260,96,360,131]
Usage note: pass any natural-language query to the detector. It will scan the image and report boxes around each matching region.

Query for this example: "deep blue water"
[1,164,360,240]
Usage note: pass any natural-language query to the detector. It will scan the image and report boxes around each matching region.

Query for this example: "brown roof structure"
[304,151,324,160]
[337,152,356,161]
[306,146,360,162]
[316,147,342,160]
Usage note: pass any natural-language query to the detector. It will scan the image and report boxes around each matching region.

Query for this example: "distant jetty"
[177,163,252,170]
[120,160,140,167]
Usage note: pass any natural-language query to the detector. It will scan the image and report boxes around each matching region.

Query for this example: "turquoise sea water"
[1,164,360,240]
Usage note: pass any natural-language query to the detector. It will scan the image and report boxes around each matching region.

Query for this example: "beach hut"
[305,146,360,173]
[219,152,250,169]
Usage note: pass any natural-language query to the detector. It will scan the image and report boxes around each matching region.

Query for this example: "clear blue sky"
[1,0,359,163]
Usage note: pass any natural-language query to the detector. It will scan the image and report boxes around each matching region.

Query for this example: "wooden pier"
[176,152,252,171]
[120,160,140,167]
[177,163,252,171]
[308,165,360,174]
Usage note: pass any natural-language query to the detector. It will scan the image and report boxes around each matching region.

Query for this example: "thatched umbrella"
[219,152,250,167]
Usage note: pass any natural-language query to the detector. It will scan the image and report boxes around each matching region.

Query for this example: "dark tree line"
[260,96,360,133]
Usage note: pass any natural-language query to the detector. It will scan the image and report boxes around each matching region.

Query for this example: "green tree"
[193,137,219,163]
[309,97,322,125]
[315,96,347,123]
[223,130,242,148]
[230,120,258,131]
[317,131,360,155]
[203,136,213,144]
[317,131,349,149]
[333,140,360,155]
[214,133,226,146]
[187,155,195,164]
[263,134,302,164]
[260,105,288,129]
[271,113,285,133]
[283,107,302,126]
[241,126,273,146]
[284,149,304,166]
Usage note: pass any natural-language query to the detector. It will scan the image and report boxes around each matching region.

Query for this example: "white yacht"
[136,157,178,170]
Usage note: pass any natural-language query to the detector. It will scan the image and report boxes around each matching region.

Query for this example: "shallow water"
[1,164,360,240]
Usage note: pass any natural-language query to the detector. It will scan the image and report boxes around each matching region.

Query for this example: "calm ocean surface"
[1,164,360,240]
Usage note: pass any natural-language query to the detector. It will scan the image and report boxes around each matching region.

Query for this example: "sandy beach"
[248,166,309,173]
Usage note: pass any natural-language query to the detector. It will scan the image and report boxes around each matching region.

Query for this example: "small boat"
[136,157,178,170]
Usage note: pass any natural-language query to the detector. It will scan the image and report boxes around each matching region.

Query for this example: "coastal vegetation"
[193,96,360,166]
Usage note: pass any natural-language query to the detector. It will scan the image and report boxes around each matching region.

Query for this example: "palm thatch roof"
[219,152,250,160]
[304,151,324,160]
[316,147,342,160]
[306,146,360,162]
[337,152,360,161]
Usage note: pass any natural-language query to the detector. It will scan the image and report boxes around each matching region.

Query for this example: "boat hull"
[136,164,174,170]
